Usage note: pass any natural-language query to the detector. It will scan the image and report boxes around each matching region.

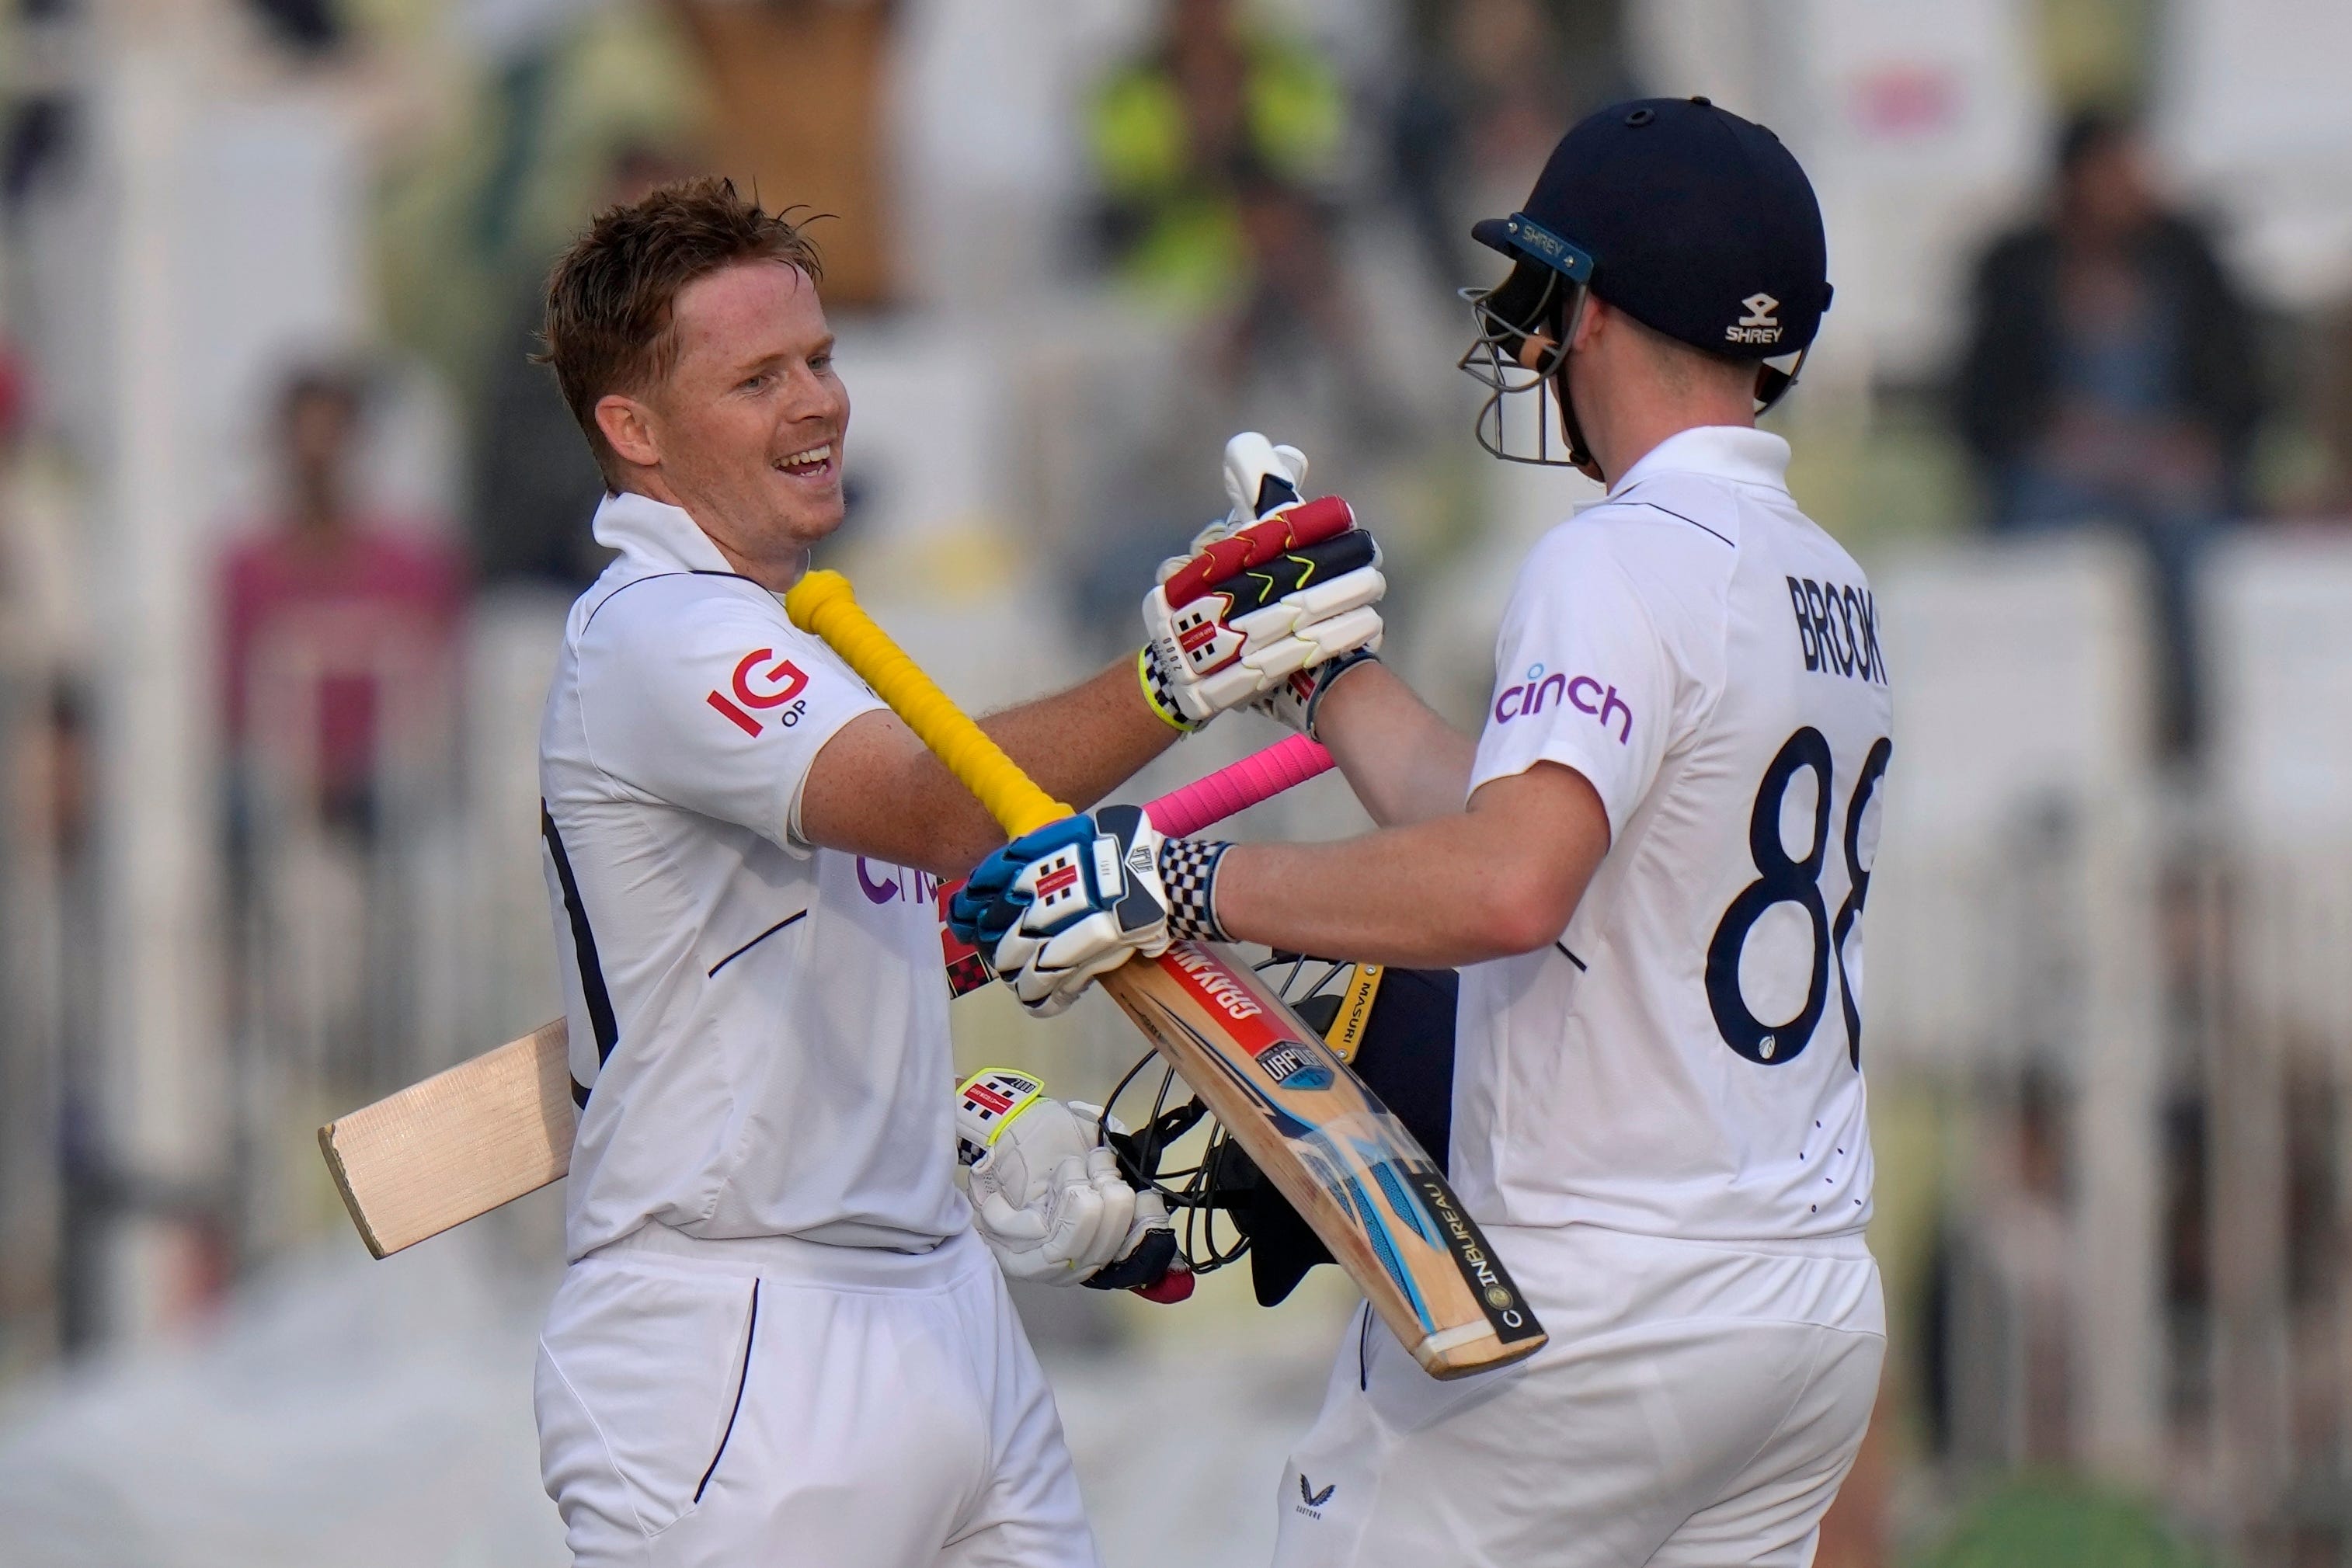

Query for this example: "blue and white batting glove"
[949,805,1172,1017]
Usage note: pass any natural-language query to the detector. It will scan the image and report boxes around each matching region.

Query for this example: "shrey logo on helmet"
[1729,293,1783,345]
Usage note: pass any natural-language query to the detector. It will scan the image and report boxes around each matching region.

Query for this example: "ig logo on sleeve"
[708,649,810,735]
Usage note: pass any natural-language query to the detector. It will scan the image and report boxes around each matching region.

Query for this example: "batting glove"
[1136,433,1385,732]
[948,804,1171,1017]
[1064,1100,1182,1292]
[1139,496,1385,728]
[1250,648,1383,739]
[955,1070,1176,1288]
[1185,432,1312,557]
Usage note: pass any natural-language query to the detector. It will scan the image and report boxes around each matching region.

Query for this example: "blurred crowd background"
[2,0,2350,1563]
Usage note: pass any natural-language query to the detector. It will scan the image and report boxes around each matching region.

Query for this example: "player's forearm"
[803,662,1181,878]
[1209,761,1608,968]
[982,658,1181,819]
[1310,662,1477,827]
[1211,821,1554,968]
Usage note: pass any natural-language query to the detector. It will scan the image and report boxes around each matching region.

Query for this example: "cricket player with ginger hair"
[526,175,1382,1566]
[959,99,1891,1566]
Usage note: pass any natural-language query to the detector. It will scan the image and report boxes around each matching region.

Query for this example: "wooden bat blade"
[318,1020,572,1257]
[318,742,1336,1256]
[1102,944,1547,1379]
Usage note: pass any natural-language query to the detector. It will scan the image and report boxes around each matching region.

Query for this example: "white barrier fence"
[1862,526,2352,1556]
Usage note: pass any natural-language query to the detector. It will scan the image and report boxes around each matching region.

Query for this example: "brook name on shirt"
[1786,575,1887,686]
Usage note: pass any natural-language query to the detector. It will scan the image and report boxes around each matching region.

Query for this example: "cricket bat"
[318,735,1335,1260]
[787,570,1547,1379]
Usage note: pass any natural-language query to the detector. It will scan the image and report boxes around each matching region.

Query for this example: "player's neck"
[617,471,812,592]
[1584,389,1757,490]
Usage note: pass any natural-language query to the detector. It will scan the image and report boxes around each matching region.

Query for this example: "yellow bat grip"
[784,569,1072,839]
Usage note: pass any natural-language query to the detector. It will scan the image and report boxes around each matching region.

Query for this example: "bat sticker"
[1255,1042,1335,1091]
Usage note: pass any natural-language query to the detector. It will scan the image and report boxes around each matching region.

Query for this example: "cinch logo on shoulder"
[708,648,811,735]
[1492,662,1631,745]
[1727,292,1783,346]
[1785,576,1888,685]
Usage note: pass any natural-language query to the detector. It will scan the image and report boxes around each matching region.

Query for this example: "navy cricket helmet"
[1459,96,1832,468]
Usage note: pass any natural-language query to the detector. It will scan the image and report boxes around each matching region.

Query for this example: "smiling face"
[593,260,849,584]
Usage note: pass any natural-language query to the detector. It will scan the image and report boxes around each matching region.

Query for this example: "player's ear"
[596,394,662,471]
[1566,294,1609,355]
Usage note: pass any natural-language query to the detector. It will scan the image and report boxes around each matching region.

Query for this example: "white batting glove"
[955,1071,1152,1286]
[1063,1100,1181,1292]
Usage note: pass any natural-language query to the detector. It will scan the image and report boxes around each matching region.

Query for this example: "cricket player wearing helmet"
[959,99,1889,1566]
[525,176,1381,1567]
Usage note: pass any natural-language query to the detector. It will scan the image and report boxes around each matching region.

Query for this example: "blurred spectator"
[218,366,464,833]
[0,337,91,720]
[1956,110,2265,753]
[1388,0,1593,289]
[3,0,78,215]
[471,144,688,590]
[244,0,343,57]
[2312,305,2352,516]
[1087,0,1345,308]
[1212,159,1400,438]
[672,0,901,308]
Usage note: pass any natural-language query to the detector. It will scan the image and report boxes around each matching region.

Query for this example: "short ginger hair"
[538,176,825,486]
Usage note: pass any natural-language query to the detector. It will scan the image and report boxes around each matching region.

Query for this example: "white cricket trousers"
[1272,1224,1884,1568]
[536,1222,1099,1568]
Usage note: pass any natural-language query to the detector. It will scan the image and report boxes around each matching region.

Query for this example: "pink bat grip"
[1144,734,1333,837]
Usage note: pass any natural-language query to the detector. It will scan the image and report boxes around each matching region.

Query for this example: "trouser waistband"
[586,1220,985,1291]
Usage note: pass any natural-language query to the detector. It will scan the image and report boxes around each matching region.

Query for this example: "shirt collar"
[590,488,739,576]
[1608,425,1791,498]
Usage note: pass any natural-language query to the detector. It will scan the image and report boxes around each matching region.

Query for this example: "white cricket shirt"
[1456,426,1891,1244]
[539,492,968,1261]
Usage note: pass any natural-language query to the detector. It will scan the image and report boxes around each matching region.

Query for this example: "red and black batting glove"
[1139,495,1385,731]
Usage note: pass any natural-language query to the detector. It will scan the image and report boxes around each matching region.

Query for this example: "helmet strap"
[1550,286,1599,478]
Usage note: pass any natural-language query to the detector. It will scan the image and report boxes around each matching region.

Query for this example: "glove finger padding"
[1143,499,1386,728]
[1223,541,1385,679]
[1160,495,1358,610]
[1004,920,1146,1016]
[959,1076,1143,1285]
[1038,1153,1115,1270]
[1073,1146,1139,1263]
[983,1163,1106,1284]
[1084,1187,1179,1293]
[948,815,1091,949]
[975,1186,1054,1246]
[955,815,1097,948]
